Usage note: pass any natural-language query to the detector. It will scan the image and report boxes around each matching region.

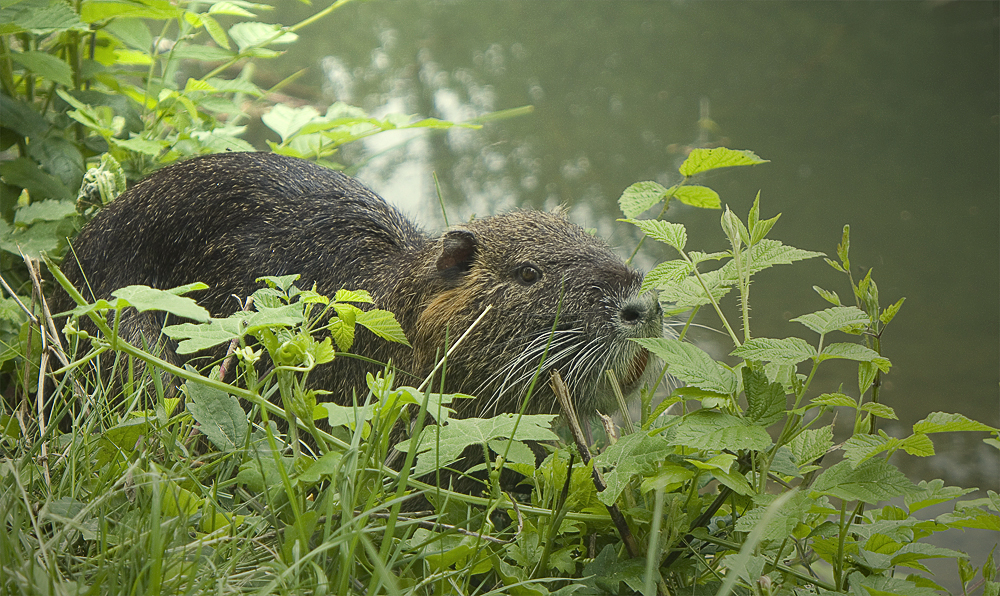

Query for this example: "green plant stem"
[680,248,741,347]
[693,532,836,592]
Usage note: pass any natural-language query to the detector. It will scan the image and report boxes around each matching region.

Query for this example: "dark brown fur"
[60,152,661,422]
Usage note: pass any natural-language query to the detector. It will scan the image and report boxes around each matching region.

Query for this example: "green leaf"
[810,392,857,408]
[672,410,772,452]
[678,147,769,177]
[673,185,721,209]
[742,367,786,427]
[792,306,870,335]
[13,200,76,225]
[262,104,322,142]
[880,297,905,326]
[898,433,935,457]
[731,337,816,366]
[912,412,997,434]
[406,414,559,477]
[595,430,674,505]
[623,218,687,251]
[818,343,891,372]
[334,289,374,304]
[112,285,211,323]
[724,239,823,278]
[618,181,668,218]
[813,285,842,306]
[0,157,74,200]
[789,425,834,468]
[905,480,976,513]
[842,434,895,468]
[734,491,814,541]
[634,337,738,395]
[184,381,247,451]
[164,317,244,354]
[228,21,297,52]
[640,260,692,293]
[357,309,411,347]
[688,453,754,496]
[11,50,74,87]
[657,270,734,309]
[860,402,898,420]
[812,458,917,504]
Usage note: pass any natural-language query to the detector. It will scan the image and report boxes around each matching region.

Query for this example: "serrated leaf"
[742,367,786,427]
[843,434,895,467]
[13,199,76,225]
[718,238,823,280]
[879,297,905,326]
[899,433,935,457]
[813,285,842,306]
[912,412,997,434]
[790,425,834,467]
[357,308,411,347]
[657,270,733,309]
[734,491,813,541]
[678,147,769,177]
[184,381,247,451]
[11,50,73,87]
[634,337,737,394]
[595,431,673,505]
[688,453,754,495]
[228,21,297,52]
[164,317,244,354]
[792,306,870,335]
[688,250,730,265]
[905,480,976,513]
[818,343,891,372]
[406,414,558,477]
[641,260,692,293]
[618,181,668,218]
[334,289,374,304]
[671,409,772,452]
[811,392,858,408]
[812,458,917,503]
[860,402,897,420]
[673,185,720,209]
[731,337,816,366]
[623,218,687,251]
[112,285,210,322]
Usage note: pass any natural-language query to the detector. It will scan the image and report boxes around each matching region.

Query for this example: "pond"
[245,0,997,563]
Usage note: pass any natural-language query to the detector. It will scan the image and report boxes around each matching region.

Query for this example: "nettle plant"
[575,147,1000,594]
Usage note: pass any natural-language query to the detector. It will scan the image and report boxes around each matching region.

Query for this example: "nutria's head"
[412,210,663,418]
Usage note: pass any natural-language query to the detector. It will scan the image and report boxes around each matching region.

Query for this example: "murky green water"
[251,0,997,555]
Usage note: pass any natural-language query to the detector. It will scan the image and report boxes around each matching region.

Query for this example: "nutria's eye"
[516,263,542,285]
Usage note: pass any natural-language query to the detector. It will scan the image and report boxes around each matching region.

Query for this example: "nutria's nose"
[619,292,662,326]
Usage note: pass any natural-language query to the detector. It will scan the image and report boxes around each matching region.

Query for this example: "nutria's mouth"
[618,348,650,391]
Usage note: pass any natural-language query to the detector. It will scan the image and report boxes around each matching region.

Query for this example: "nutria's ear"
[437,229,477,272]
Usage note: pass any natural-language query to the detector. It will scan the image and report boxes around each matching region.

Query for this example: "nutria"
[60,152,661,425]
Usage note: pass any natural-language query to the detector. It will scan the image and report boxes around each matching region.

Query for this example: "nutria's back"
[62,152,662,418]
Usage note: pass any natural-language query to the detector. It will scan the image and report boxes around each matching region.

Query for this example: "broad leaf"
[792,306,870,335]
[731,337,816,366]
[404,414,558,477]
[184,381,247,451]
[623,218,687,252]
[618,181,668,218]
[742,367,786,427]
[671,409,772,452]
[678,147,769,177]
[634,337,738,395]
[595,430,673,505]
[673,185,720,209]
[812,458,917,503]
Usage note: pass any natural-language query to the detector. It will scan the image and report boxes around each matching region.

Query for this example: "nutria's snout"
[617,291,663,333]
